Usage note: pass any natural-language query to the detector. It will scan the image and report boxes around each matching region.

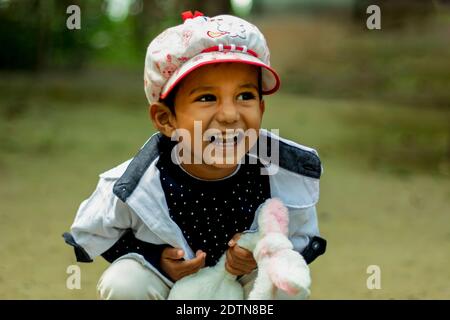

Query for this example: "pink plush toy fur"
[247,198,311,299]
[168,198,311,300]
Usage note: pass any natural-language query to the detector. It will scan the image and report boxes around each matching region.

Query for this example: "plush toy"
[167,198,311,300]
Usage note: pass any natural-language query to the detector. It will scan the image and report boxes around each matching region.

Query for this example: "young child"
[63,11,326,300]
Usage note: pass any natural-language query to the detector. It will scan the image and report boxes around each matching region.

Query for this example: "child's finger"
[181,259,205,277]
[194,250,206,269]
[228,233,242,247]
[228,248,257,272]
[225,260,246,276]
[179,261,204,279]
[182,250,206,271]
[231,245,255,262]
[226,248,248,270]
[162,247,184,260]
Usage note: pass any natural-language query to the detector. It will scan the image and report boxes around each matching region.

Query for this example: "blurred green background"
[0,0,449,299]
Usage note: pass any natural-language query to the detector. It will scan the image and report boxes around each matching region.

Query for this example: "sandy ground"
[0,93,449,299]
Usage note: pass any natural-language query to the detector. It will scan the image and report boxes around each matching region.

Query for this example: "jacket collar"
[110,130,321,253]
[113,130,321,205]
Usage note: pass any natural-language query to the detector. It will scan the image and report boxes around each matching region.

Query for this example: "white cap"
[144,11,280,104]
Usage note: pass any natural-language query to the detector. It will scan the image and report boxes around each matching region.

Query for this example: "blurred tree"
[189,0,231,16]
[130,0,157,53]
[0,0,235,72]
[130,0,180,54]
[0,0,95,71]
[0,0,41,70]
[352,0,436,29]
[129,0,232,55]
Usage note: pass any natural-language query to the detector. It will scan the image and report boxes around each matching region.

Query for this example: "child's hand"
[225,233,257,276]
[160,248,206,282]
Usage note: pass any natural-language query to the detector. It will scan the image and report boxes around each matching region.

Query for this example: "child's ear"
[149,102,177,137]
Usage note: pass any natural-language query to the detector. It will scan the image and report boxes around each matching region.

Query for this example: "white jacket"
[65,129,326,285]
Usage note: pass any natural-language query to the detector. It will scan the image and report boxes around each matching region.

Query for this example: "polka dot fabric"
[101,229,169,268]
[156,137,271,266]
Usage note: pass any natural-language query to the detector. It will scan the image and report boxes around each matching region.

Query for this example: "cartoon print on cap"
[207,18,247,39]
[144,13,280,104]
[156,54,178,79]
[150,82,161,99]
[207,30,228,38]
[182,30,193,47]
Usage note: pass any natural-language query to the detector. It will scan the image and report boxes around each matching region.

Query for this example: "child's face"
[170,63,265,179]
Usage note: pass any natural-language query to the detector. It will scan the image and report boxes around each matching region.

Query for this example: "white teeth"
[213,139,235,146]
[209,133,240,144]
[208,132,242,145]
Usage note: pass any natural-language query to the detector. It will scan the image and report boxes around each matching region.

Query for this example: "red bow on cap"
[181,10,204,21]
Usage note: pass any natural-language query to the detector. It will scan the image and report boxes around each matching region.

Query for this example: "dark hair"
[160,65,263,114]
[160,83,179,114]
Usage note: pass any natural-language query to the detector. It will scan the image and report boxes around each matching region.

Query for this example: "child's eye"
[237,92,256,101]
[195,94,216,102]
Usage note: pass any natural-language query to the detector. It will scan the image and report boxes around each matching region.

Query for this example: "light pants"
[97,258,258,300]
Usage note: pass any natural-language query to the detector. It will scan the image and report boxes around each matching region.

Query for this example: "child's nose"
[215,101,240,124]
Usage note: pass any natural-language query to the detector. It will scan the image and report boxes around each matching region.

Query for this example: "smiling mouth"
[208,131,244,147]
